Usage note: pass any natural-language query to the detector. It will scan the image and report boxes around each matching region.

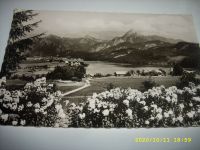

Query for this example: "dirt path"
[61,79,90,96]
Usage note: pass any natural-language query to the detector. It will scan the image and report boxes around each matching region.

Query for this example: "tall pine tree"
[0,9,44,77]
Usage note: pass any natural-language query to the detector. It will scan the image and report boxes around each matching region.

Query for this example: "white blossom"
[168,110,173,115]
[143,106,148,111]
[94,108,100,113]
[11,103,18,111]
[150,116,155,120]
[172,118,176,123]
[126,109,133,119]
[177,116,183,122]
[12,121,18,126]
[151,104,157,110]
[18,104,24,111]
[42,97,48,102]
[70,103,76,109]
[65,100,69,106]
[35,109,40,113]
[192,97,200,102]
[164,112,169,118]
[1,114,8,122]
[109,108,114,112]
[123,100,129,107]
[145,120,150,125]
[187,111,195,118]
[166,96,171,102]
[79,113,86,119]
[34,103,40,108]
[189,103,193,107]
[179,103,184,110]
[39,108,45,114]
[92,93,98,99]
[139,101,146,105]
[20,119,26,126]
[156,113,163,120]
[102,109,109,116]
[156,108,162,113]
[58,109,66,119]
[27,101,33,107]
[88,98,96,110]
[55,104,62,112]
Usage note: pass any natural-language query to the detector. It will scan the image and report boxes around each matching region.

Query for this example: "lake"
[85,61,170,75]
[16,60,170,76]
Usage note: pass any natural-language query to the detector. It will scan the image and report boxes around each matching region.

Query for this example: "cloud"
[33,11,198,42]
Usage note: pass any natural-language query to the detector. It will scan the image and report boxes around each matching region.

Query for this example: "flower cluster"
[0,77,67,127]
[69,83,200,127]
[126,69,166,76]
[64,59,83,67]
[1,75,200,128]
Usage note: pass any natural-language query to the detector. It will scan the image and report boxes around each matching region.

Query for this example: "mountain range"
[30,30,200,68]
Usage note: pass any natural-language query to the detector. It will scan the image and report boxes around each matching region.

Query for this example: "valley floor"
[61,76,180,104]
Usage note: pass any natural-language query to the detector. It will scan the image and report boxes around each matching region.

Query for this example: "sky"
[31,10,198,42]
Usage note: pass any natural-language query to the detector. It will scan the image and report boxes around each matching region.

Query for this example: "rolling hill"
[30,30,200,68]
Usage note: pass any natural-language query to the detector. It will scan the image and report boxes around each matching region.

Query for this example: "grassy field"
[6,76,180,95]
[56,85,80,93]
[6,79,83,93]
[67,76,180,97]
[6,76,180,104]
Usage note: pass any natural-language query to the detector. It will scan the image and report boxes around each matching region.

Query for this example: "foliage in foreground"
[0,10,43,77]
[1,76,200,128]
[0,77,67,127]
[68,83,200,128]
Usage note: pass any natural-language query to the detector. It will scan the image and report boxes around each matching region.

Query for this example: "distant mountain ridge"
[91,30,182,52]
[30,30,200,68]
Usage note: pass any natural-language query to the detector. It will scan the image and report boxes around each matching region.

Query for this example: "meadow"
[62,76,180,104]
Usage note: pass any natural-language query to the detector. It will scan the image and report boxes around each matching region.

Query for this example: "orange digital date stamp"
[135,137,192,143]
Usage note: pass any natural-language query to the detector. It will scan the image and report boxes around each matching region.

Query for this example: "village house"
[114,71,127,76]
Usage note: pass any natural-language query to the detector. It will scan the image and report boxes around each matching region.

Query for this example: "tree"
[0,9,44,77]
[142,77,157,91]
[171,63,183,76]
[177,71,200,88]
[46,65,86,80]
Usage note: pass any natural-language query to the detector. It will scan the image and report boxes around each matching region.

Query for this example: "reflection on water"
[85,61,170,75]
[17,60,170,76]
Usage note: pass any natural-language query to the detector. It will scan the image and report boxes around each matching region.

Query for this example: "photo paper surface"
[0,10,200,128]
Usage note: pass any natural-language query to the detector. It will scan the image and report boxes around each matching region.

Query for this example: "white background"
[0,0,200,150]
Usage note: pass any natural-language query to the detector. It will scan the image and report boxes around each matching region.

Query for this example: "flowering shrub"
[68,82,200,128]
[0,77,68,127]
[1,77,200,128]
[134,69,166,76]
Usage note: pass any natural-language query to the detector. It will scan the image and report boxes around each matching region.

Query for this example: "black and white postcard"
[0,10,200,128]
